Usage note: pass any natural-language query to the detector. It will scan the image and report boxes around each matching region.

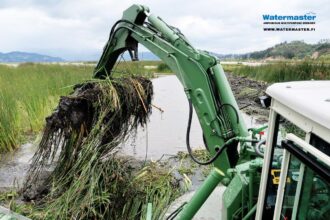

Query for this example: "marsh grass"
[1,161,180,220]
[224,61,330,82]
[0,64,93,152]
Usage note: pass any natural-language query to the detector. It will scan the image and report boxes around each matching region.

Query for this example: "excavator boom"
[93,4,253,219]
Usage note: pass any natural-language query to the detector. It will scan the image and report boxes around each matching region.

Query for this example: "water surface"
[122,75,262,160]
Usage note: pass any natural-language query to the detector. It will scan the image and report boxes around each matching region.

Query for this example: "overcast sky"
[0,0,329,60]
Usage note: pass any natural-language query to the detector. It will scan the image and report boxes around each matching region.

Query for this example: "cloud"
[0,7,107,60]
[0,0,329,60]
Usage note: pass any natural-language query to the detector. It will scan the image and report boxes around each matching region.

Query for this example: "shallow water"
[0,143,37,190]
[121,75,263,160]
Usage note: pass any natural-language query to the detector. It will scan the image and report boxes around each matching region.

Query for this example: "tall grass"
[227,61,330,82]
[0,63,92,152]
[0,90,18,151]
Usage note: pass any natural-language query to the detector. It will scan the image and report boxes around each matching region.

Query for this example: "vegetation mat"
[21,76,180,219]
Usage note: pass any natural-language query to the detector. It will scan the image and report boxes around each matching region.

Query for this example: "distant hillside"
[0,51,64,62]
[242,40,330,59]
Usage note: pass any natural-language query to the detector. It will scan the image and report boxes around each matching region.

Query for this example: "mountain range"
[0,51,64,62]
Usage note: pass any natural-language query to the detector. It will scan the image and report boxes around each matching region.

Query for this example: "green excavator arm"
[94,4,257,219]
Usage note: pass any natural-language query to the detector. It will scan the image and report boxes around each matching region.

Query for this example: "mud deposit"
[226,72,269,122]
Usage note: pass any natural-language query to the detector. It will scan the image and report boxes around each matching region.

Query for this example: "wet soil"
[226,72,269,123]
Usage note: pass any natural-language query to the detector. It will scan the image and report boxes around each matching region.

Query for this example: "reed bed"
[226,61,330,82]
[0,63,92,152]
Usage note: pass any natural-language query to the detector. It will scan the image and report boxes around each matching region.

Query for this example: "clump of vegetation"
[157,63,171,73]
[19,76,180,219]
[229,61,330,82]
[2,161,180,219]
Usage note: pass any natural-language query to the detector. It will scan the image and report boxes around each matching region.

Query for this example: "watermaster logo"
[262,12,316,31]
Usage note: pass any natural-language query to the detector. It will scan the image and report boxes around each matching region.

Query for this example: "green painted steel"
[148,14,180,43]
[210,65,248,138]
[178,168,225,219]
[222,159,263,219]
[223,173,244,219]
[242,204,257,220]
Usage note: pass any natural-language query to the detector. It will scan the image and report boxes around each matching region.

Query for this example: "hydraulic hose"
[186,100,232,165]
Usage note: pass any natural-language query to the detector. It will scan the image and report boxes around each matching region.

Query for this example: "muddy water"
[0,75,264,189]
[121,75,263,160]
[0,143,37,190]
